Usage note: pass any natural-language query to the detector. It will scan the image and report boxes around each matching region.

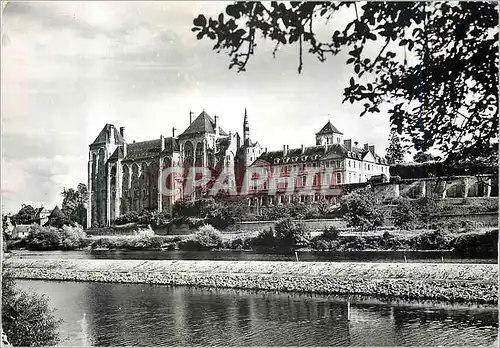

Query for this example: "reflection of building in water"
[346,304,398,346]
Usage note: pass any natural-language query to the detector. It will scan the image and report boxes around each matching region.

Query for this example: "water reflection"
[16,280,498,346]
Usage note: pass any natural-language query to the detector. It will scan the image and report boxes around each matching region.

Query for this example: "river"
[16,279,498,346]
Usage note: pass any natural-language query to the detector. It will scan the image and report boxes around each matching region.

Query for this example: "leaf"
[350,77,355,86]
[346,58,355,64]
[193,15,207,27]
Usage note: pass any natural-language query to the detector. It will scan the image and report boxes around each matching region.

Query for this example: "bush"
[24,225,86,250]
[340,190,385,231]
[248,228,277,250]
[451,229,498,257]
[391,197,417,229]
[193,225,223,249]
[310,227,341,251]
[437,219,484,234]
[2,271,62,346]
[413,197,439,226]
[59,225,86,249]
[273,218,311,250]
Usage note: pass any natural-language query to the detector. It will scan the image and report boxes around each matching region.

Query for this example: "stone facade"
[247,121,390,205]
[87,110,263,227]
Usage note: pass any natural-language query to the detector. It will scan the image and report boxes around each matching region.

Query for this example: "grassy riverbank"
[4,258,497,305]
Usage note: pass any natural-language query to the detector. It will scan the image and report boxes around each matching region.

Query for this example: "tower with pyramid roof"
[315,120,344,146]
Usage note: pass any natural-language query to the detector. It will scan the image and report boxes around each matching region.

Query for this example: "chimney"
[189,111,193,124]
[283,145,288,156]
[301,144,305,154]
[369,145,375,156]
[120,127,125,139]
[354,141,359,147]
[344,139,352,151]
[172,127,176,138]
[364,143,369,151]
[264,147,267,152]
[214,115,219,138]
[160,135,165,151]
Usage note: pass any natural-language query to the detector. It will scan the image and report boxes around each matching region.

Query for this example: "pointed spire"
[243,107,250,145]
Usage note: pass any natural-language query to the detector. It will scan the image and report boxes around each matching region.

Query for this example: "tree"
[61,183,88,227]
[12,204,36,225]
[340,189,385,231]
[192,2,498,167]
[2,271,62,346]
[385,130,405,164]
[391,197,417,230]
[413,151,438,163]
[273,218,311,250]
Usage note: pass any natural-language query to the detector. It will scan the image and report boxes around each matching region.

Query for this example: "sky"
[2,1,395,214]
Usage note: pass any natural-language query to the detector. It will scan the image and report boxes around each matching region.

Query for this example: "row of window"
[261,173,343,189]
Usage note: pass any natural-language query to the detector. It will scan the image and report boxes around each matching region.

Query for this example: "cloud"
[1,2,393,213]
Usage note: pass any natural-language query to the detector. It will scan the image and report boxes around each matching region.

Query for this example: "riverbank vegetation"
[6,219,497,258]
[2,271,61,346]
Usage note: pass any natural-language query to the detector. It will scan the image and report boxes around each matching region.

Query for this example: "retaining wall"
[4,259,497,305]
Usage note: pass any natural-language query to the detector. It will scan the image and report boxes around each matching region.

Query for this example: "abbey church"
[88,109,389,228]
[87,110,263,228]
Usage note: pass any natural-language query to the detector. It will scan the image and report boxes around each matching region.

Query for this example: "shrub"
[248,228,277,249]
[437,219,484,234]
[451,229,498,257]
[391,197,417,229]
[413,197,438,226]
[193,225,223,249]
[310,227,341,251]
[2,271,62,346]
[59,225,86,249]
[25,225,86,250]
[340,190,385,231]
[274,218,311,250]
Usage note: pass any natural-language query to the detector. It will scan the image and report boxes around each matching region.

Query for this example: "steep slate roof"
[90,124,125,146]
[120,137,179,162]
[316,121,343,135]
[254,143,387,165]
[48,205,66,220]
[179,111,228,137]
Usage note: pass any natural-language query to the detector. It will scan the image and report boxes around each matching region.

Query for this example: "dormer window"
[292,157,299,162]
[301,156,308,161]
[274,158,280,164]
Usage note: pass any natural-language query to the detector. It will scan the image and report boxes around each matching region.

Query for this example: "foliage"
[192,2,498,167]
[25,225,86,250]
[61,183,88,228]
[248,228,277,250]
[114,210,171,229]
[413,197,438,225]
[340,190,385,231]
[2,271,62,346]
[273,218,311,250]
[193,224,223,249]
[436,219,483,234]
[385,130,405,164]
[12,204,36,225]
[310,226,341,251]
[206,198,249,229]
[413,151,439,163]
[451,229,498,257]
[391,197,417,229]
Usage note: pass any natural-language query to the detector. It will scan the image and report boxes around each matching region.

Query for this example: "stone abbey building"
[87,110,263,228]
[87,110,388,228]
